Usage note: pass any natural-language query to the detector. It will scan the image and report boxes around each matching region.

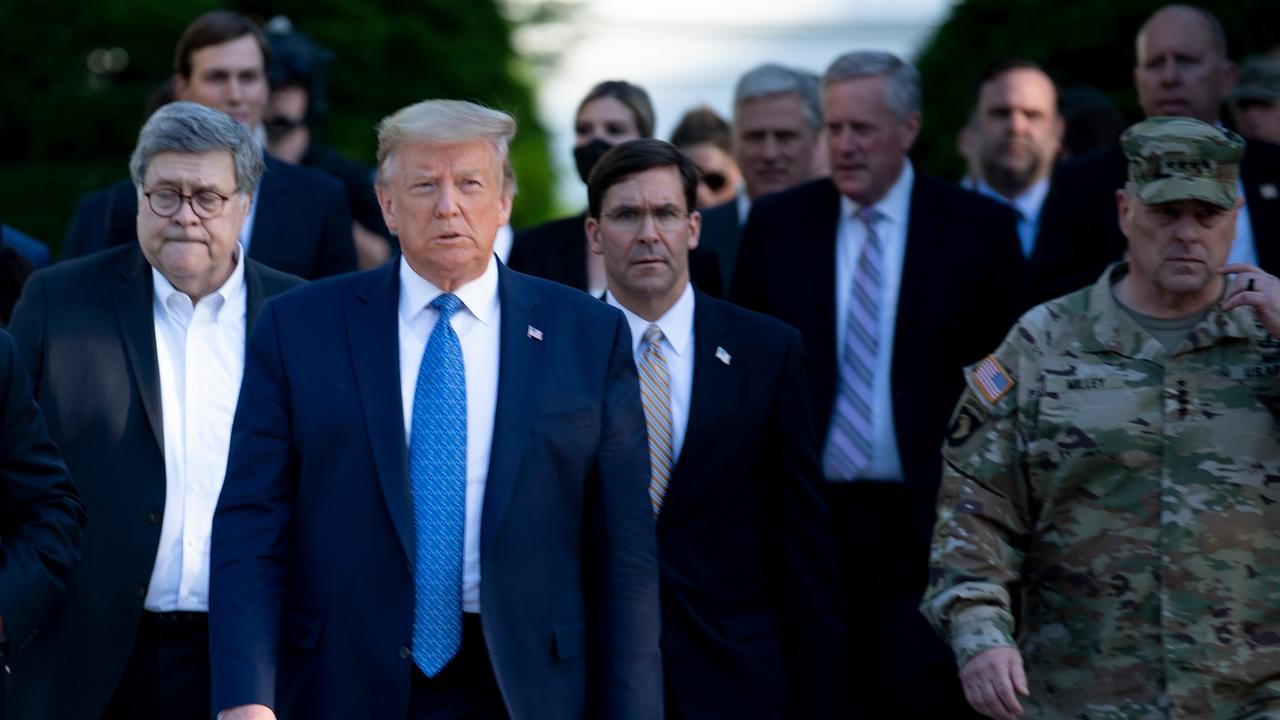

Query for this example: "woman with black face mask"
[509,81,722,297]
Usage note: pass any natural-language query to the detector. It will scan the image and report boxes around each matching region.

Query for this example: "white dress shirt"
[147,256,247,612]
[736,191,752,226]
[606,283,696,462]
[975,177,1050,259]
[1229,179,1259,267]
[238,190,260,253]
[829,161,914,483]
[398,256,500,614]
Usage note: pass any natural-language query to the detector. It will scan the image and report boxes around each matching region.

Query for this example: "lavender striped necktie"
[824,206,883,480]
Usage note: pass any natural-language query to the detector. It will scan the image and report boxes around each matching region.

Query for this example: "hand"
[217,705,276,720]
[959,646,1029,720]
[1220,264,1280,338]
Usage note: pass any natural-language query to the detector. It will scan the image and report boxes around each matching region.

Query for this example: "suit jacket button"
[134,584,146,598]
[147,511,161,525]
[399,646,411,661]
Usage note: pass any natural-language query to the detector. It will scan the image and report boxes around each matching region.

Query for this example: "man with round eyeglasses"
[4,101,303,720]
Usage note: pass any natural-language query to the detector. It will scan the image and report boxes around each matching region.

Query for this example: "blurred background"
[2,0,1278,254]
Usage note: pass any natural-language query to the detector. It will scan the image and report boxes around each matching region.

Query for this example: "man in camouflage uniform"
[923,116,1280,720]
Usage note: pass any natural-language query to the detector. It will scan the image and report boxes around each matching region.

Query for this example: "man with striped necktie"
[587,138,845,719]
[731,51,1027,717]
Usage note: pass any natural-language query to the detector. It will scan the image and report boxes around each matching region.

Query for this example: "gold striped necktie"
[637,324,673,514]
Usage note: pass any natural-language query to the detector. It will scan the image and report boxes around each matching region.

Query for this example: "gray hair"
[823,51,922,123]
[376,99,518,195]
[129,101,264,194]
[733,63,822,132]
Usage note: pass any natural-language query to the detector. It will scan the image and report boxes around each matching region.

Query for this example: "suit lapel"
[663,291,729,522]
[246,156,284,265]
[481,264,546,558]
[243,259,268,340]
[812,181,842,400]
[345,264,414,561]
[112,247,164,453]
[894,175,936,363]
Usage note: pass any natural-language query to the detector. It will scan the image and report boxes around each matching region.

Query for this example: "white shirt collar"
[736,191,752,226]
[398,255,499,326]
[605,281,695,358]
[151,248,245,321]
[975,176,1050,221]
[840,159,915,226]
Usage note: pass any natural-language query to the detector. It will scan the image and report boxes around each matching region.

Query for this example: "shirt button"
[147,511,161,525]
[134,584,147,598]
[399,646,411,661]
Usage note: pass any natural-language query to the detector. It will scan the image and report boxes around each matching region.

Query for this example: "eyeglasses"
[143,187,233,219]
[700,170,728,192]
[602,207,690,231]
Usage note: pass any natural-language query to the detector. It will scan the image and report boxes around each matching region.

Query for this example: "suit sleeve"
[315,176,357,277]
[587,311,663,719]
[209,301,297,712]
[0,330,85,652]
[765,330,849,718]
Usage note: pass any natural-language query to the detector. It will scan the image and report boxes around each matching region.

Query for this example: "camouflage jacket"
[922,263,1280,719]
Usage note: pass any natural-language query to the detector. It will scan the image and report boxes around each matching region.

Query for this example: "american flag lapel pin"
[715,346,731,365]
[527,325,543,341]
[1262,183,1279,201]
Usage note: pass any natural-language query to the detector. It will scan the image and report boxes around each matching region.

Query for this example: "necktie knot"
[431,293,463,322]
[855,205,881,226]
[643,324,664,348]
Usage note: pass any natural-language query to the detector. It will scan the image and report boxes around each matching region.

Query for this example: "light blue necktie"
[410,293,467,677]
[824,206,882,480]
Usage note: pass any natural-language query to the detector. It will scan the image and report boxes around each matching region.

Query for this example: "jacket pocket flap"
[552,621,586,660]
[532,407,594,433]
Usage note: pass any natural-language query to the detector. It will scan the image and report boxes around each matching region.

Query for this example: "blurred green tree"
[0,0,557,253]
[912,0,1280,180]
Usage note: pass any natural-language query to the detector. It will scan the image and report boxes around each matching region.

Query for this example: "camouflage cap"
[1121,116,1245,209]
[1232,54,1280,103]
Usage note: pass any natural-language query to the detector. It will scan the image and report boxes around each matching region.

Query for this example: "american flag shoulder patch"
[970,354,1015,407]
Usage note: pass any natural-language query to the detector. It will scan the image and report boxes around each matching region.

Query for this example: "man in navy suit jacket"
[0,329,85,720]
[61,11,355,279]
[210,99,661,720]
[731,51,1026,718]
[586,138,847,718]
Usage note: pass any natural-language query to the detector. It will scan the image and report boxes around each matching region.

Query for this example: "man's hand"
[1220,264,1280,338]
[217,704,276,720]
[959,646,1029,720]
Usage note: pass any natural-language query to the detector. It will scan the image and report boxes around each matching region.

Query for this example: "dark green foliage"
[912,0,1280,180]
[0,0,556,252]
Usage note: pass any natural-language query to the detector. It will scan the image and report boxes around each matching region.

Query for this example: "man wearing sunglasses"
[6,101,303,720]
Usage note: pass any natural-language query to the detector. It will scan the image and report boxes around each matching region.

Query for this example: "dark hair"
[587,139,698,218]
[670,106,732,154]
[266,26,333,123]
[578,81,655,139]
[973,57,1058,107]
[173,11,269,79]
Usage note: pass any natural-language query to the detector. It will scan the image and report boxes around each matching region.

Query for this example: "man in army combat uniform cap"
[923,116,1280,719]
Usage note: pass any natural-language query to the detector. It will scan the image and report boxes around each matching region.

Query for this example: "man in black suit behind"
[731,51,1026,718]
[6,101,303,720]
[0,329,86,720]
[62,11,355,280]
[587,138,846,718]
[1033,4,1280,302]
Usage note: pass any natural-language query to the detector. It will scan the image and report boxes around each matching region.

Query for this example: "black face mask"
[574,138,614,184]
